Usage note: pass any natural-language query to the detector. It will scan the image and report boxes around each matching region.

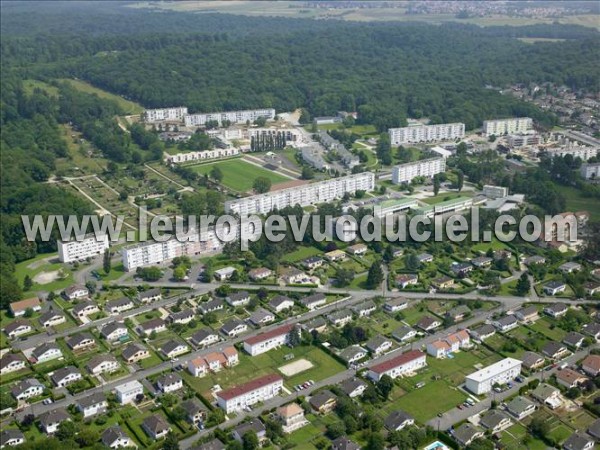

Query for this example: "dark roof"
[139,288,161,299]
[384,410,414,430]
[300,293,326,306]
[521,351,544,368]
[32,343,60,359]
[121,343,147,360]
[39,311,64,324]
[191,328,218,343]
[78,392,106,409]
[234,419,266,437]
[542,341,566,357]
[72,301,97,314]
[161,340,186,354]
[143,414,169,434]
[157,372,182,387]
[101,426,129,446]
[221,319,245,334]
[339,378,367,396]
[0,429,24,446]
[0,353,25,369]
[191,439,226,450]
[106,297,133,308]
[563,432,594,450]
[39,409,69,427]
[480,410,509,430]
[181,398,207,417]
[453,423,483,445]
[228,291,250,302]
[11,378,43,396]
[66,332,95,347]
[309,390,337,409]
[545,302,568,313]
[101,321,127,337]
[269,295,293,308]
[563,331,585,346]
[4,319,31,334]
[139,318,166,331]
[51,366,80,384]
[331,437,361,450]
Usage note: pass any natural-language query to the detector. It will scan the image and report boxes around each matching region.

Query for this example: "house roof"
[157,372,182,387]
[72,301,97,314]
[545,280,566,290]
[542,341,567,357]
[234,419,265,437]
[4,319,31,334]
[309,390,337,409]
[0,353,25,370]
[352,300,376,312]
[582,322,600,337]
[11,378,43,396]
[87,354,117,369]
[339,378,367,396]
[545,302,568,313]
[453,423,483,445]
[9,298,41,312]
[161,340,187,354]
[506,396,535,415]
[64,285,87,296]
[140,318,166,331]
[369,350,424,374]
[532,383,559,400]
[245,324,294,346]
[32,343,60,359]
[479,410,509,429]
[228,291,250,302]
[587,418,600,438]
[191,439,226,450]
[101,321,126,337]
[495,315,518,327]
[106,297,133,308]
[101,426,130,447]
[521,351,544,368]
[327,309,353,322]
[582,354,600,372]
[143,414,169,433]
[51,366,80,384]
[366,335,391,352]
[331,437,360,450]
[385,297,409,308]
[339,345,367,362]
[417,316,439,329]
[269,295,293,308]
[139,288,161,299]
[471,324,495,336]
[39,409,69,427]
[0,429,24,446]
[563,432,594,450]
[221,319,245,334]
[122,343,147,360]
[78,392,106,409]
[384,410,414,430]
[191,328,218,343]
[39,311,64,324]
[249,308,274,323]
[66,332,95,347]
[516,305,538,317]
[563,331,585,346]
[556,368,587,385]
[277,402,303,418]
[218,374,283,401]
[300,293,326,306]
[181,398,206,417]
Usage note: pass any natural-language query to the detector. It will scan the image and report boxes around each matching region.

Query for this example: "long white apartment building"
[483,185,508,199]
[391,158,446,184]
[184,108,276,127]
[389,123,465,145]
[465,358,522,395]
[58,233,109,263]
[243,324,294,356]
[544,146,598,161]
[225,172,375,216]
[143,107,188,123]
[483,117,532,136]
[216,373,283,414]
[164,148,240,164]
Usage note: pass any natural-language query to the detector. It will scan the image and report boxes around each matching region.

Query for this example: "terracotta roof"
[222,346,237,358]
[277,403,303,418]
[10,298,41,312]
[244,324,294,346]
[369,350,425,374]
[582,354,600,372]
[218,374,282,400]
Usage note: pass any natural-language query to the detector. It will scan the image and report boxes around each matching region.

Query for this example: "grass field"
[189,159,290,192]
[23,79,59,97]
[14,253,74,297]
[560,186,600,221]
[57,78,144,114]
[282,246,323,263]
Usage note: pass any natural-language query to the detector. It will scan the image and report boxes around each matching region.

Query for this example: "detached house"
[198,298,224,314]
[101,426,136,449]
[39,311,66,328]
[100,322,128,341]
[157,373,183,393]
[121,343,150,364]
[445,305,470,322]
[365,335,393,355]
[77,392,108,418]
[248,267,273,281]
[352,300,376,317]
[384,297,409,313]
[248,308,275,327]
[138,288,162,304]
[563,331,585,349]
[4,320,33,339]
[392,326,417,342]
[582,322,600,340]
[221,319,248,337]
[543,281,566,296]
[63,285,89,301]
[38,409,70,434]
[115,380,143,405]
[453,423,484,447]
[416,316,441,332]
[309,390,337,414]
[138,318,167,336]
[66,333,96,351]
[190,329,220,348]
[479,410,512,434]
[506,396,536,419]
[384,410,415,431]
[515,305,539,323]
[226,291,251,307]
[493,315,519,332]
[0,354,26,375]
[339,345,368,366]
[581,354,600,376]
[339,378,367,398]
[72,301,100,319]
[51,366,82,388]
[86,354,119,375]
[9,298,41,317]
[395,274,418,289]
[269,295,295,313]
[469,324,495,341]
[31,343,62,363]
[302,257,324,271]
[142,415,170,440]
[542,341,569,360]
[556,368,588,389]
[11,378,44,400]
[168,310,195,325]
[327,309,353,327]
[0,429,24,448]
[544,302,569,318]
[106,297,135,315]
[300,293,327,310]
[277,403,308,433]
[181,398,207,425]
[160,340,189,359]
[521,351,545,371]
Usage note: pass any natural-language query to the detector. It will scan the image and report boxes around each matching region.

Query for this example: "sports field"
[189,159,290,192]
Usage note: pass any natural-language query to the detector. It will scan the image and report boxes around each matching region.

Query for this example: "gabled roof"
[161,340,187,354]
[563,331,585,346]
[78,392,106,409]
[101,321,127,337]
[101,426,130,446]
[245,324,294,346]
[143,414,169,433]
[331,437,360,450]
[51,366,80,384]
[563,432,594,450]
[0,429,24,446]
[181,398,207,417]
[339,378,367,396]
[218,374,282,400]
[234,419,265,437]
[221,319,245,334]
[32,343,60,359]
[191,328,218,343]
[66,332,95,347]
[309,390,337,409]
[384,410,414,430]
[122,343,147,360]
[479,410,509,430]
[39,409,69,427]
[4,319,31,334]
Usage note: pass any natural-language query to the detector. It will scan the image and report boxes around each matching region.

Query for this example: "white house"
[86,355,119,375]
[161,340,189,359]
[101,426,136,449]
[156,373,183,393]
[50,366,82,388]
[77,393,108,418]
[11,378,44,400]
[0,354,26,375]
[31,343,62,363]
[115,380,144,405]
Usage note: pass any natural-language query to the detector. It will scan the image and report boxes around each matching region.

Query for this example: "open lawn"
[560,186,600,221]
[14,253,74,297]
[421,192,474,205]
[58,78,144,114]
[23,79,59,97]
[189,159,290,192]
[500,423,546,450]
[526,318,567,342]
[282,246,323,263]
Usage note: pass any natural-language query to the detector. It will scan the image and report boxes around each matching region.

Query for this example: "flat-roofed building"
[391,158,446,185]
[58,233,109,263]
[465,358,522,395]
[389,123,465,145]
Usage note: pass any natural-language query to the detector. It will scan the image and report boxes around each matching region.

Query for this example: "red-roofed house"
[217,374,284,413]
[582,354,600,377]
[366,350,427,382]
[243,324,295,356]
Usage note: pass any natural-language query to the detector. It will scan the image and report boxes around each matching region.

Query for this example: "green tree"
[301,166,314,180]
[366,261,384,290]
[210,166,223,183]
[242,431,259,450]
[515,273,530,296]
[456,170,464,192]
[365,432,385,450]
[23,274,33,291]
[173,266,186,281]
[433,174,441,196]
[253,177,272,194]
[376,375,394,400]
[55,420,77,441]
[334,267,354,287]
[162,431,180,450]
[103,249,111,274]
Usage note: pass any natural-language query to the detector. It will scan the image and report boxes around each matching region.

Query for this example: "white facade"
[58,234,109,263]
[115,380,144,404]
[165,148,239,164]
[366,350,427,381]
[544,145,598,160]
[184,108,276,127]
[581,163,600,180]
[483,117,532,136]
[243,325,293,356]
[483,185,508,199]
[225,172,375,215]
[217,374,283,414]
[389,123,465,145]
[391,158,446,184]
[144,107,188,123]
[465,358,522,395]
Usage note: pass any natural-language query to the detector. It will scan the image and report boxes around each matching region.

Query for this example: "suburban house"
[0,429,25,448]
[302,317,328,334]
[181,398,207,425]
[299,293,327,310]
[327,309,353,328]
[582,322,600,341]
[268,295,295,313]
[543,281,567,296]
[302,257,324,271]
[331,437,361,450]
[392,326,417,342]
[384,297,410,313]
[39,311,66,328]
[521,351,545,371]
[160,340,189,359]
[62,285,89,301]
[515,305,539,323]
[542,341,569,360]
[416,253,433,263]
[9,298,41,317]
[115,380,144,405]
[157,373,183,393]
[138,318,167,336]
[4,320,32,339]
[50,366,82,388]
[395,274,419,289]
[366,350,427,381]
[277,403,308,433]
[138,288,162,303]
[77,392,108,418]
[584,282,600,296]
[100,322,128,341]
[450,262,473,277]
[556,368,588,389]
[563,331,585,349]
[190,329,220,348]
[281,268,308,285]
[38,409,70,434]
[121,343,150,364]
[198,298,225,314]
[214,267,236,281]
[581,354,600,376]
[216,374,284,414]
[479,410,512,434]
[105,297,135,315]
[384,410,415,431]
[531,383,562,409]
[346,243,368,256]
[66,333,96,351]
[587,418,600,440]
[248,267,273,281]
[492,315,519,332]
[416,316,441,332]
[101,426,136,449]
[352,300,377,317]
[543,302,569,318]
[86,355,119,375]
[324,249,346,262]
[523,255,545,266]
[339,345,368,366]
[248,308,275,327]
[445,305,471,322]
[471,256,493,268]
[226,291,251,307]
[72,301,100,320]
[168,310,195,325]
[432,276,454,290]
[559,262,582,274]
[453,423,484,447]
[31,343,62,363]
[232,420,266,443]
[563,433,595,450]
[142,415,171,440]
[309,390,338,414]
[11,378,44,400]
[469,324,496,341]
[339,378,367,398]
[243,324,295,356]
[220,319,248,337]
[365,335,393,356]
[506,396,536,419]
[0,353,26,375]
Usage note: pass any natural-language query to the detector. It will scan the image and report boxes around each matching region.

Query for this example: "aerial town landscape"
[1,2,600,450]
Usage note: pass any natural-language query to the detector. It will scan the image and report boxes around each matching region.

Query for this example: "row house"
[188,346,238,377]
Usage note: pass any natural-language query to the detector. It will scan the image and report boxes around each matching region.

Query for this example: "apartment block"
[58,234,109,263]
[216,374,284,414]
[225,172,375,215]
[143,107,188,123]
[243,324,295,356]
[391,158,446,184]
[483,117,533,136]
[388,123,465,145]
[465,358,522,395]
[164,148,239,164]
[184,108,276,127]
